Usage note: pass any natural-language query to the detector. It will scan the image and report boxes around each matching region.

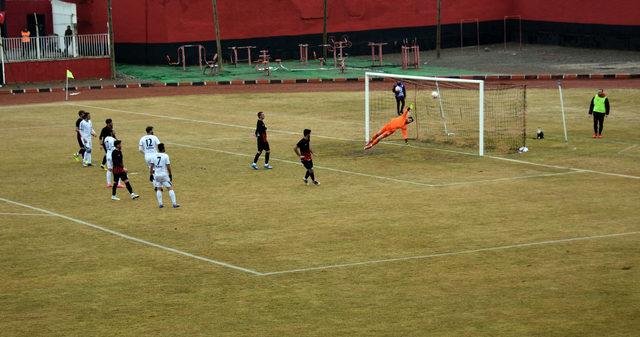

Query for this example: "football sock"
[156,190,163,205]
[310,172,315,181]
[265,152,270,164]
[125,182,133,194]
[253,153,260,163]
[79,148,85,157]
[106,171,112,184]
[169,190,177,205]
[112,182,117,196]
[101,155,106,165]
[83,151,91,164]
[305,171,310,179]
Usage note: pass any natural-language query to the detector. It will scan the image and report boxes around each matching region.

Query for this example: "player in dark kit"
[251,111,272,170]
[99,118,114,170]
[294,129,319,185]
[110,140,140,201]
[73,110,86,161]
[392,81,407,116]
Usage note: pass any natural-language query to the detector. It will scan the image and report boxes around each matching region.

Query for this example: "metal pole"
[479,81,484,156]
[34,13,41,59]
[0,38,5,85]
[558,80,568,143]
[364,73,370,143]
[322,0,328,60]
[212,0,223,71]
[436,0,441,59]
[107,0,116,79]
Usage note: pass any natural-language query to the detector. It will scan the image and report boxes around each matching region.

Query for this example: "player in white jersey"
[78,112,97,167]
[149,143,179,208]
[103,131,124,188]
[139,126,161,168]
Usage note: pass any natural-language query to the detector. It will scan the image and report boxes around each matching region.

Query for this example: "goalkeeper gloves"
[409,103,414,110]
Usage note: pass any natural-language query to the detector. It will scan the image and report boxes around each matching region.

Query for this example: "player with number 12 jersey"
[139,126,161,168]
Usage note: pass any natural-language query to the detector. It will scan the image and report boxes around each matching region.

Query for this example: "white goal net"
[365,72,526,155]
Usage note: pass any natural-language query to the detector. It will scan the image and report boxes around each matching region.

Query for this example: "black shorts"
[302,160,313,170]
[77,134,84,148]
[114,172,129,183]
[257,139,270,152]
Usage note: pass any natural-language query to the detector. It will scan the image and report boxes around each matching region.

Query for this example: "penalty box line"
[166,142,581,187]
[260,231,640,276]
[72,103,640,180]
[0,197,264,276]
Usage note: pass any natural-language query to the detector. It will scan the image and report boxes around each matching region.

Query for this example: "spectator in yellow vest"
[21,27,31,58]
[588,89,610,139]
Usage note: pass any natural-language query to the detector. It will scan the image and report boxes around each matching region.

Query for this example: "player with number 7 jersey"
[150,143,179,208]
[139,126,161,169]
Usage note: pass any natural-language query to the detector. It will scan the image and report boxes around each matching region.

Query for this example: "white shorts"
[153,174,172,188]
[144,153,157,167]
[82,138,92,151]
[106,151,113,169]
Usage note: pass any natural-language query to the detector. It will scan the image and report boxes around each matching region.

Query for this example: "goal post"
[364,72,526,156]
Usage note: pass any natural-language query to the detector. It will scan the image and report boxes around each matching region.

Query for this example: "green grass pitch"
[0,88,639,336]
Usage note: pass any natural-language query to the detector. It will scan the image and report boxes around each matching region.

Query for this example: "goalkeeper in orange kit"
[364,104,414,150]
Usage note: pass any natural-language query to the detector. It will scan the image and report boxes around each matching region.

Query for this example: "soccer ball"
[395,86,401,93]
[431,91,439,99]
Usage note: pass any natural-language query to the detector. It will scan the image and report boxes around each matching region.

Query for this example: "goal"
[365,72,526,155]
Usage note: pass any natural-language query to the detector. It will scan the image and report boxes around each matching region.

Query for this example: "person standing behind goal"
[294,129,319,185]
[150,143,180,208]
[251,111,272,170]
[588,89,610,138]
[139,126,161,168]
[392,80,407,116]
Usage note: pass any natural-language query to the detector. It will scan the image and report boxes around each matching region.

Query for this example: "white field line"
[260,231,640,276]
[168,101,363,126]
[486,155,640,180]
[166,142,438,187]
[72,103,354,142]
[618,144,638,154]
[0,197,263,275]
[168,141,580,187]
[72,103,640,180]
[0,118,159,132]
[0,212,55,216]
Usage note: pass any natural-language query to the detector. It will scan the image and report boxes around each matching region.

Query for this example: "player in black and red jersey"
[251,111,272,170]
[294,128,319,185]
[110,140,140,201]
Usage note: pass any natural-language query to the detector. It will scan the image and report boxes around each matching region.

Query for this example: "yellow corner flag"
[66,70,74,79]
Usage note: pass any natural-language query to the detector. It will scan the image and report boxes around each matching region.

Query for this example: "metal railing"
[1,33,109,62]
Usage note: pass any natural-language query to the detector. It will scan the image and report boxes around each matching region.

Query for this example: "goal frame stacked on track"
[365,72,487,155]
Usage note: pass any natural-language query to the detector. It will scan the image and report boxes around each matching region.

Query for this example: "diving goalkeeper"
[364,104,414,150]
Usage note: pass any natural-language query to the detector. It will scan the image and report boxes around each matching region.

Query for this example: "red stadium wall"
[103,0,513,43]
[4,0,53,37]
[4,57,111,83]
[60,0,640,64]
